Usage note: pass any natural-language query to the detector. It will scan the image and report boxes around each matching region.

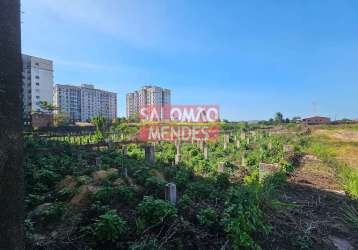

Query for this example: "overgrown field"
[305,125,358,198]
[23,128,331,249]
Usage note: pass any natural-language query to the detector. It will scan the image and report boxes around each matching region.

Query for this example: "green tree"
[92,116,107,141]
[128,112,140,123]
[39,100,58,114]
[274,112,283,124]
[53,112,69,127]
[291,116,301,123]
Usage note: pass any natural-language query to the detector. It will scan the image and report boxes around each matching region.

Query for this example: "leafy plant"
[341,203,358,230]
[129,237,164,250]
[42,202,67,223]
[93,186,135,204]
[92,210,127,242]
[197,207,218,227]
[24,218,35,240]
[137,196,177,227]
[144,176,166,196]
[221,184,270,250]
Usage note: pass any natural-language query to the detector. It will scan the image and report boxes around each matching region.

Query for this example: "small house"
[301,116,331,125]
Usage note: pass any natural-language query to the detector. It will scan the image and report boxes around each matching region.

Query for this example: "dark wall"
[0,0,24,249]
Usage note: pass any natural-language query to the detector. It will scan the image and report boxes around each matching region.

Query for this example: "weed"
[137,196,177,227]
[92,210,127,242]
[197,207,218,227]
[341,202,358,230]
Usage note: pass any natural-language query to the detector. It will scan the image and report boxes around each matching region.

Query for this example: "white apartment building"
[126,86,171,118]
[22,54,54,120]
[53,84,81,122]
[54,84,117,122]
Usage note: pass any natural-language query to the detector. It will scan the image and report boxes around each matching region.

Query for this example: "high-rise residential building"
[53,84,81,122]
[53,84,117,122]
[22,54,54,120]
[126,85,171,118]
[80,84,117,122]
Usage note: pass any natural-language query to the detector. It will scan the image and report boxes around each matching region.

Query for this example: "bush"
[137,196,177,227]
[42,202,67,223]
[93,186,135,204]
[216,172,231,189]
[197,207,218,227]
[221,185,269,250]
[185,180,213,201]
[144,176,166,196]
[177,194,193,211]
[24,218,34,240]
[174,169,191,188]
[129,236,164,250]
[93,187,116,204]
[25,194,45,209]
[93,210,127,242]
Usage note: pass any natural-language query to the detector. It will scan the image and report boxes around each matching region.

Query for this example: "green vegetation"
[92,210,128,242]
[23,125,306,249]
[305,134,358,199]
[341,203,358,230]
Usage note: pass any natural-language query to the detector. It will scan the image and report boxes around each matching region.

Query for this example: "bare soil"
[260,154,358,250]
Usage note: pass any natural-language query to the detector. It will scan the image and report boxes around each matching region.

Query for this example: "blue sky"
[21,0,358,120]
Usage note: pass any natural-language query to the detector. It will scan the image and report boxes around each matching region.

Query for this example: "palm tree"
[91,116,107,141]
[39,100,58,114]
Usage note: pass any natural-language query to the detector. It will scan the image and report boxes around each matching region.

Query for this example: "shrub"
[177,194,193,211]
[89,201,110,216]
[93,210,127,242]
[129,236,164,250]
[93,186,135,204]
[216,172,231,189]
[116,185,135,203]
[93,187,116,204]
[174,169,191,188]
[137,196,177,227]
[24,218,34,240]
[42,202,67,223]
[221,185,269,250]
[25,194,45,209]
[144,176,166,196]
[185,180,213,200]
[197,207,218,227]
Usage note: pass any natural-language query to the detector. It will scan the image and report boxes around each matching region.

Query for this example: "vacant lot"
[311,126,358,171]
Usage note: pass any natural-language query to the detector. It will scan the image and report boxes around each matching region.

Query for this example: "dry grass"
[306,126,358,199]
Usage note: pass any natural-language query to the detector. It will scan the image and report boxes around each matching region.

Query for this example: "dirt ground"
[314,129,358,143]
[261,154,358,250]
[312,128,358,170]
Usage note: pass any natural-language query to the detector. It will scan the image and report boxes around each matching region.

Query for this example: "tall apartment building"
[53,84,81,122]
[53,84,117,122]
[22,54,54,120]
[126,86,171,118]
[80,84,117,121]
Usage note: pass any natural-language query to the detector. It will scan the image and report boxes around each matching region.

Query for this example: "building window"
[36,96,40,99]
[36,82,39,86]
[35,62,39,66]
[35,76,39,79]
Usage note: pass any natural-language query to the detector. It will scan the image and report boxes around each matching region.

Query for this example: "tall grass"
[306,141,358,199]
